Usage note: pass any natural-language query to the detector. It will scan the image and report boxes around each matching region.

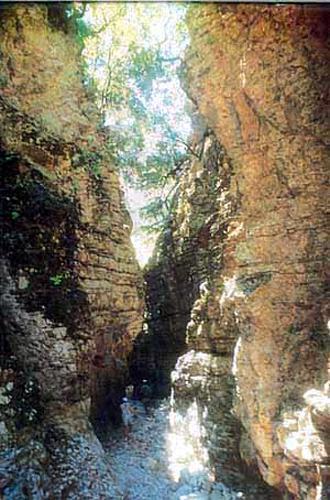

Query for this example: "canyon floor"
[104,400,273,500]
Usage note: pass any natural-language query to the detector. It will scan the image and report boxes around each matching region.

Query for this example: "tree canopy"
[61,3,194,265]
[69,3,191,240]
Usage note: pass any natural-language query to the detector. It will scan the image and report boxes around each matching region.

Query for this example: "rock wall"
[170,4,329,499]
[130,131,233,396]
[142,128,276,495]
[0,4,143,497]
[133,127,276,493]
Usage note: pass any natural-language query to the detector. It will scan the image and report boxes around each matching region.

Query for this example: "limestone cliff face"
[130,131,233,395]
[138,127,276,496]
[170,4,329,498]
[0,4,143,496]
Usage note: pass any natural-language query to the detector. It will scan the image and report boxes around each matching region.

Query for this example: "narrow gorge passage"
[105,400,276,500]
[0,3,329,500]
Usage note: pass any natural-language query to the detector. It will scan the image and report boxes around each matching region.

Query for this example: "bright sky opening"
[83,3,191,267]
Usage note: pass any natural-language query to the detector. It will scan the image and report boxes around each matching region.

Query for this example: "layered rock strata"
[0,4,143,496]
[169,4,329,498]
[130,131,233,396]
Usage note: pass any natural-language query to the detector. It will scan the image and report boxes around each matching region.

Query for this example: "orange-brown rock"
[0,4,143,496]
[183,4,329,498]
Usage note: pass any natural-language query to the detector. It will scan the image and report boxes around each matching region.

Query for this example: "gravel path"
[104,400,249,500]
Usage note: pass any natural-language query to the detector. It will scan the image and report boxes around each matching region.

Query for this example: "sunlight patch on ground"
[166,393,214,486]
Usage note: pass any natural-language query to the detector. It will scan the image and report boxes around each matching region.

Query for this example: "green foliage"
[75,4,191,234]
[140,197,167,228]
[49,272,69,286]
[64,3,93,52]
[71,178,80,195]
[10,210,20,220]
[205,34,216,45]
[128,46,166,98]
[90,162,101,179]
[0,73,8,88]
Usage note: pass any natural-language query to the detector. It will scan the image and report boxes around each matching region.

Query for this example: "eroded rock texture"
[130,131,233,395]
[168,4,329,499]
[132,129,274,494]
[0,4,143,497]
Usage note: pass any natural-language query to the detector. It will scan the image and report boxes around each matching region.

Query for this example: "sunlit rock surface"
[106,399,271,499]
[0,4,143,497]
[135,129,276,493]
[173,3,329,498]
[136,4,329,499]
[277,383,330,498]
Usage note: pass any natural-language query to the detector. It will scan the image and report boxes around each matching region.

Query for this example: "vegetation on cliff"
[68,3,193,261]
[1,3,329,499]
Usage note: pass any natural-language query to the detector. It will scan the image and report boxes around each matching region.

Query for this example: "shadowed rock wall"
[0,4,143,496]
[130,131,233,396]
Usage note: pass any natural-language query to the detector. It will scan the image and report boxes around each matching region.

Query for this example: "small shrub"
[49,272,69,286]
